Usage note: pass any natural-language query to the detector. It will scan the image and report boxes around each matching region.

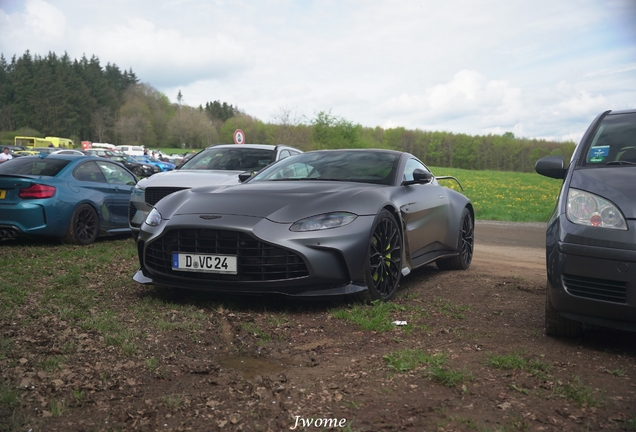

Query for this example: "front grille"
[563,274,627,304]
[145,187,189,206]
[129,202,137,223]
[144,229,309,282]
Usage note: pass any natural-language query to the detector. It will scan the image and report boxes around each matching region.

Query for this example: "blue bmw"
[0,154,137,244]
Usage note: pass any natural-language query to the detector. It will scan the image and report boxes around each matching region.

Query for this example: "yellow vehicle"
[14,136,75,149]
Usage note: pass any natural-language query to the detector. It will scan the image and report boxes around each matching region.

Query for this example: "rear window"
[583,112,636,167]
[0,157,71,176]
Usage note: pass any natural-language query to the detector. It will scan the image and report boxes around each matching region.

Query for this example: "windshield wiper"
[269,177,347,181]
[606,161,636,165]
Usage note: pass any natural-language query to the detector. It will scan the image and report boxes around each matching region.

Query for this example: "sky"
[1,0,635,142]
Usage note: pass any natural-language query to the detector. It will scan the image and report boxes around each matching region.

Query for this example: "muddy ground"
[1,221,635,431]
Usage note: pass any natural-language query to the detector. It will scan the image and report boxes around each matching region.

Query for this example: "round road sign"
[233,129,245,145]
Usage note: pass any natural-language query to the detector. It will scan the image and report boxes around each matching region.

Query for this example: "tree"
[311,110,361,149]
[268,105,310,148]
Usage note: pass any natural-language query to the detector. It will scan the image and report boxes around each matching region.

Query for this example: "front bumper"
[134,214,376,296]
[547,222,636,331]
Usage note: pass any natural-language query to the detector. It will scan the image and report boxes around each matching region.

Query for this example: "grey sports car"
[133,149,474,301]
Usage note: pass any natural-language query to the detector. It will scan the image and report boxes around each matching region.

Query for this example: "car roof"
[206,144,277,150]
[608,108,636,115]
[204,144,302,152]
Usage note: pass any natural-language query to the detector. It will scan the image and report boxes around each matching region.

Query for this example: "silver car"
[128,144,302,239]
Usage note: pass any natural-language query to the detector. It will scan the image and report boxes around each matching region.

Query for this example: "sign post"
[233,129,245,145]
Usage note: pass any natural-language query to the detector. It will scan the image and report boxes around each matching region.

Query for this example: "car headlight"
[567,189,627,230]
[290,212,357,232]
[145,208,163,227]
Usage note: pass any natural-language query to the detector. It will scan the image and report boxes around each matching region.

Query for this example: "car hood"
[158,181,387,223]
[571,167,636,218]
[138,170,242,188]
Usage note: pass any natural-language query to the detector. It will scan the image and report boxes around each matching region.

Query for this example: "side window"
[278,150,291,160]
[403,158,429,182]
[74,161,107,183]
[270,162,311,179]
[96,161,137,185]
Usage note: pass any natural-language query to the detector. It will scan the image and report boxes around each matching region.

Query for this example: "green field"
[431,166,562,222]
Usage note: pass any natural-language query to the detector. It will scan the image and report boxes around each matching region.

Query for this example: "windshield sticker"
[588,146,609,162]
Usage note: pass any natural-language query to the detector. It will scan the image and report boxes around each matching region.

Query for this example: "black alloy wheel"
[436,207,474,270]
[362,209,402,301]
[61,204,99,245]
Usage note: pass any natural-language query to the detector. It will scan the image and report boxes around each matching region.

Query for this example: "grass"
[383,349,446,372]
[486,352,552,378]
[331,301,408,332]
[553,375,602,407]
[383,348,473,388]
[431,297,471,319]
[431,166,561,222]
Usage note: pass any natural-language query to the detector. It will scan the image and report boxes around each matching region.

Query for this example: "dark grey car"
[535,109,636,336]
[133,149,474,301]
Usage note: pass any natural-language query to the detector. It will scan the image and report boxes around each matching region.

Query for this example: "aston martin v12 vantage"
[133,149,474,301]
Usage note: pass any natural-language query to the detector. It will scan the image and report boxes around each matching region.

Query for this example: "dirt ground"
[1,221,635,431]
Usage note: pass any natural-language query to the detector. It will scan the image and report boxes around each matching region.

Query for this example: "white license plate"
[172,253,237,274]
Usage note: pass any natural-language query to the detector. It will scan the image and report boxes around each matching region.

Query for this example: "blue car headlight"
[566,188,627,230]
[145,208,163,227]
[290,212,357,232]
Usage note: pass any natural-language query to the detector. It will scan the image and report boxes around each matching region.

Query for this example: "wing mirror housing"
[535,156,566,179]
[402,169,433,186]
[238,171,254,183]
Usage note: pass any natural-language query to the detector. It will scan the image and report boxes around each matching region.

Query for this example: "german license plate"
[0,190,5,199]
[172,253,237,274]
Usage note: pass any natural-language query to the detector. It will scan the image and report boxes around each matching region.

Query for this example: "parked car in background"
[133,149,474,301]
[14,147,58,156]
[116,145,145,156]
[83,148,124,158]
[535,109,636,336]
[51,149,86,156]
[0,154,136,244]
[108,155,159,177]
[133,155,176,173]
[129,144,302,239]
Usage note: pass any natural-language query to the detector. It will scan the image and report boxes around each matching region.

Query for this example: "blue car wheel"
[61,204,99,245]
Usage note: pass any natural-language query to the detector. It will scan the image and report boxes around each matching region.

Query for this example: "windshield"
[582,112,636,167]
[181,147,275,171]
[0,157,71,176]
[250,150,399,185]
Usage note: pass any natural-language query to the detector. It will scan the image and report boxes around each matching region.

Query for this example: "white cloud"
[24,0,66,38]
[78,17,247,87]
[0,0,634,140]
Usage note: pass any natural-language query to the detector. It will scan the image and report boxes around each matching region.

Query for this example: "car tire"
[436,207,474,271]
[545,281,582,337]
[356,209,402,302]
[61,204,99,245]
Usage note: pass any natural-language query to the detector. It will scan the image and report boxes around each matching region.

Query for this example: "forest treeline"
[0,51,575,172]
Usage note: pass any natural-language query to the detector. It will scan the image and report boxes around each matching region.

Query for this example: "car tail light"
[18,184,56,199]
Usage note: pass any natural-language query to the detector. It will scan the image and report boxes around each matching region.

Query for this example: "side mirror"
[402,169,433,186]
[535,156,566,179]
[238,171,254,183]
